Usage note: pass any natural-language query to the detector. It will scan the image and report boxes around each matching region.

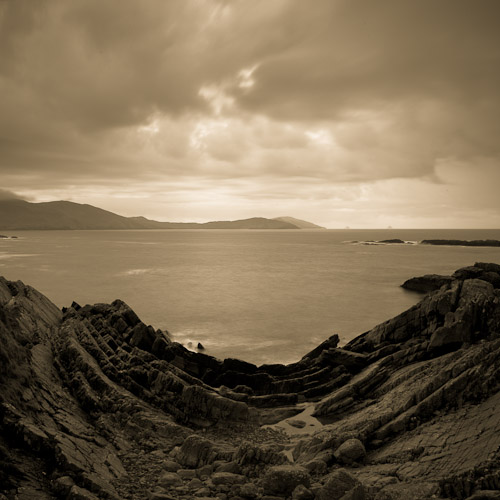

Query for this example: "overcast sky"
[1,0,500,228]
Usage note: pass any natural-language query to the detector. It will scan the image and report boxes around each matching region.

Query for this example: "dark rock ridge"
[349,238,500,248]
[1,265,500,499]
[402,262,500,293]
[421,239,500,247]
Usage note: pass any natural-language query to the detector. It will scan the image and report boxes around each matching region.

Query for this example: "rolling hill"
[0,199,322,230]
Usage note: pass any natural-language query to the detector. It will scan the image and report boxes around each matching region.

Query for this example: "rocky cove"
[1,264,500,500]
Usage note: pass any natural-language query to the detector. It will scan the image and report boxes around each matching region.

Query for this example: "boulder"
[157,472,182,487]
[261,465,311,497]
[173,435,220,468]
[292,484,315,500]
[316,469,366,500]
[239,482,260,498]
[334,439,366,464]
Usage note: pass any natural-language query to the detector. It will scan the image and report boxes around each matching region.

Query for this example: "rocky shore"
[1,263,500,499]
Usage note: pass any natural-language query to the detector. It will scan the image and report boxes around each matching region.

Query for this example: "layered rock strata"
[0,263,500,499]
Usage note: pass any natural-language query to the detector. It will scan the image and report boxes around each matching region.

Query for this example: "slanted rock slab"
[211,472,247,486]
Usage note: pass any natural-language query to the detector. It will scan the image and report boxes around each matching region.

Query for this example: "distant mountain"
[0,199,310,230]
[273,216,325,229]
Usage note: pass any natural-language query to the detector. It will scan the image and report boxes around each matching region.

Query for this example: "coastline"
[1,263,500,498]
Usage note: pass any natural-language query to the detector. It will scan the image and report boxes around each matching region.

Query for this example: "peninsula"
[0,199,324,231]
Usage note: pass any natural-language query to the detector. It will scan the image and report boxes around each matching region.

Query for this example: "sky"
[1,0,500,228]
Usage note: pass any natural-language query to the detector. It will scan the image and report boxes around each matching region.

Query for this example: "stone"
[174,435,224,468]
[216,461,242,474]
[235,442,289,466]
[163,460,182,472]
[148,490,177,500]
[292,484,315,500]
[288,419,307,429]
[52,476,75,496]
[211,472,247,486]
[67,485,100,500]
[158,472,182,487]
[465,492,500,500]
[261,465,311,497]
[316,469,365,500]
[186,478,204,490]
[334,439,366,464]
[303,458,328,475]
[177,469,197,480]
[239,482,260,499]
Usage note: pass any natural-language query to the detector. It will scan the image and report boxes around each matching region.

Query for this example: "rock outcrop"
[1,264,500,499]
[421,239,500,247]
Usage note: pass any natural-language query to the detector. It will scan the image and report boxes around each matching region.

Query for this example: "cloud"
[0,0,499,227]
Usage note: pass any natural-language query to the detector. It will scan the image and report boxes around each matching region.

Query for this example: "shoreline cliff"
[1,263,500,499]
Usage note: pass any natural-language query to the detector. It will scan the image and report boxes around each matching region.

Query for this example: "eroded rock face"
[1,265,500,499]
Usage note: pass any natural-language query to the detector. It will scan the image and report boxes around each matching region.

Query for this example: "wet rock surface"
[1,264,500,499]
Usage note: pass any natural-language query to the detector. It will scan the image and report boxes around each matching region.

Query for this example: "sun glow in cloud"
[238,65,259,89]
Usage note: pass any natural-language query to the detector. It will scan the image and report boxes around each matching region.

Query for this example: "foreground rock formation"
[1,263,500,499]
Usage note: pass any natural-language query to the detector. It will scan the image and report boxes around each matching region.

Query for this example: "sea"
[1,229,499,365]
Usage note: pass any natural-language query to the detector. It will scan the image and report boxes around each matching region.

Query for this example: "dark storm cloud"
[0,0,499,227]
[237,0,500,115]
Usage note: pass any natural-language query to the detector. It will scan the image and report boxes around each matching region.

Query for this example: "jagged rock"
[401,274,454,293]
[292,484,315,500]
[181,384,254,425]
[303,458,328,475]
[465,491,500,500]
[235,442,289,466]
[2,265,500,498]
[261,465,311,496]
[334,438,366,464]
[68,484,99,500]
[316,469,365,500]
[239,482,260,498]
[52,476,75,496]
[173,435,234,468]
[147,489,177,500]
[216,461,242,474]
[186,477,204,489]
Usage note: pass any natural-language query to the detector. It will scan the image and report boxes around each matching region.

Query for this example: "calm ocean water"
[1,229,500,365]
